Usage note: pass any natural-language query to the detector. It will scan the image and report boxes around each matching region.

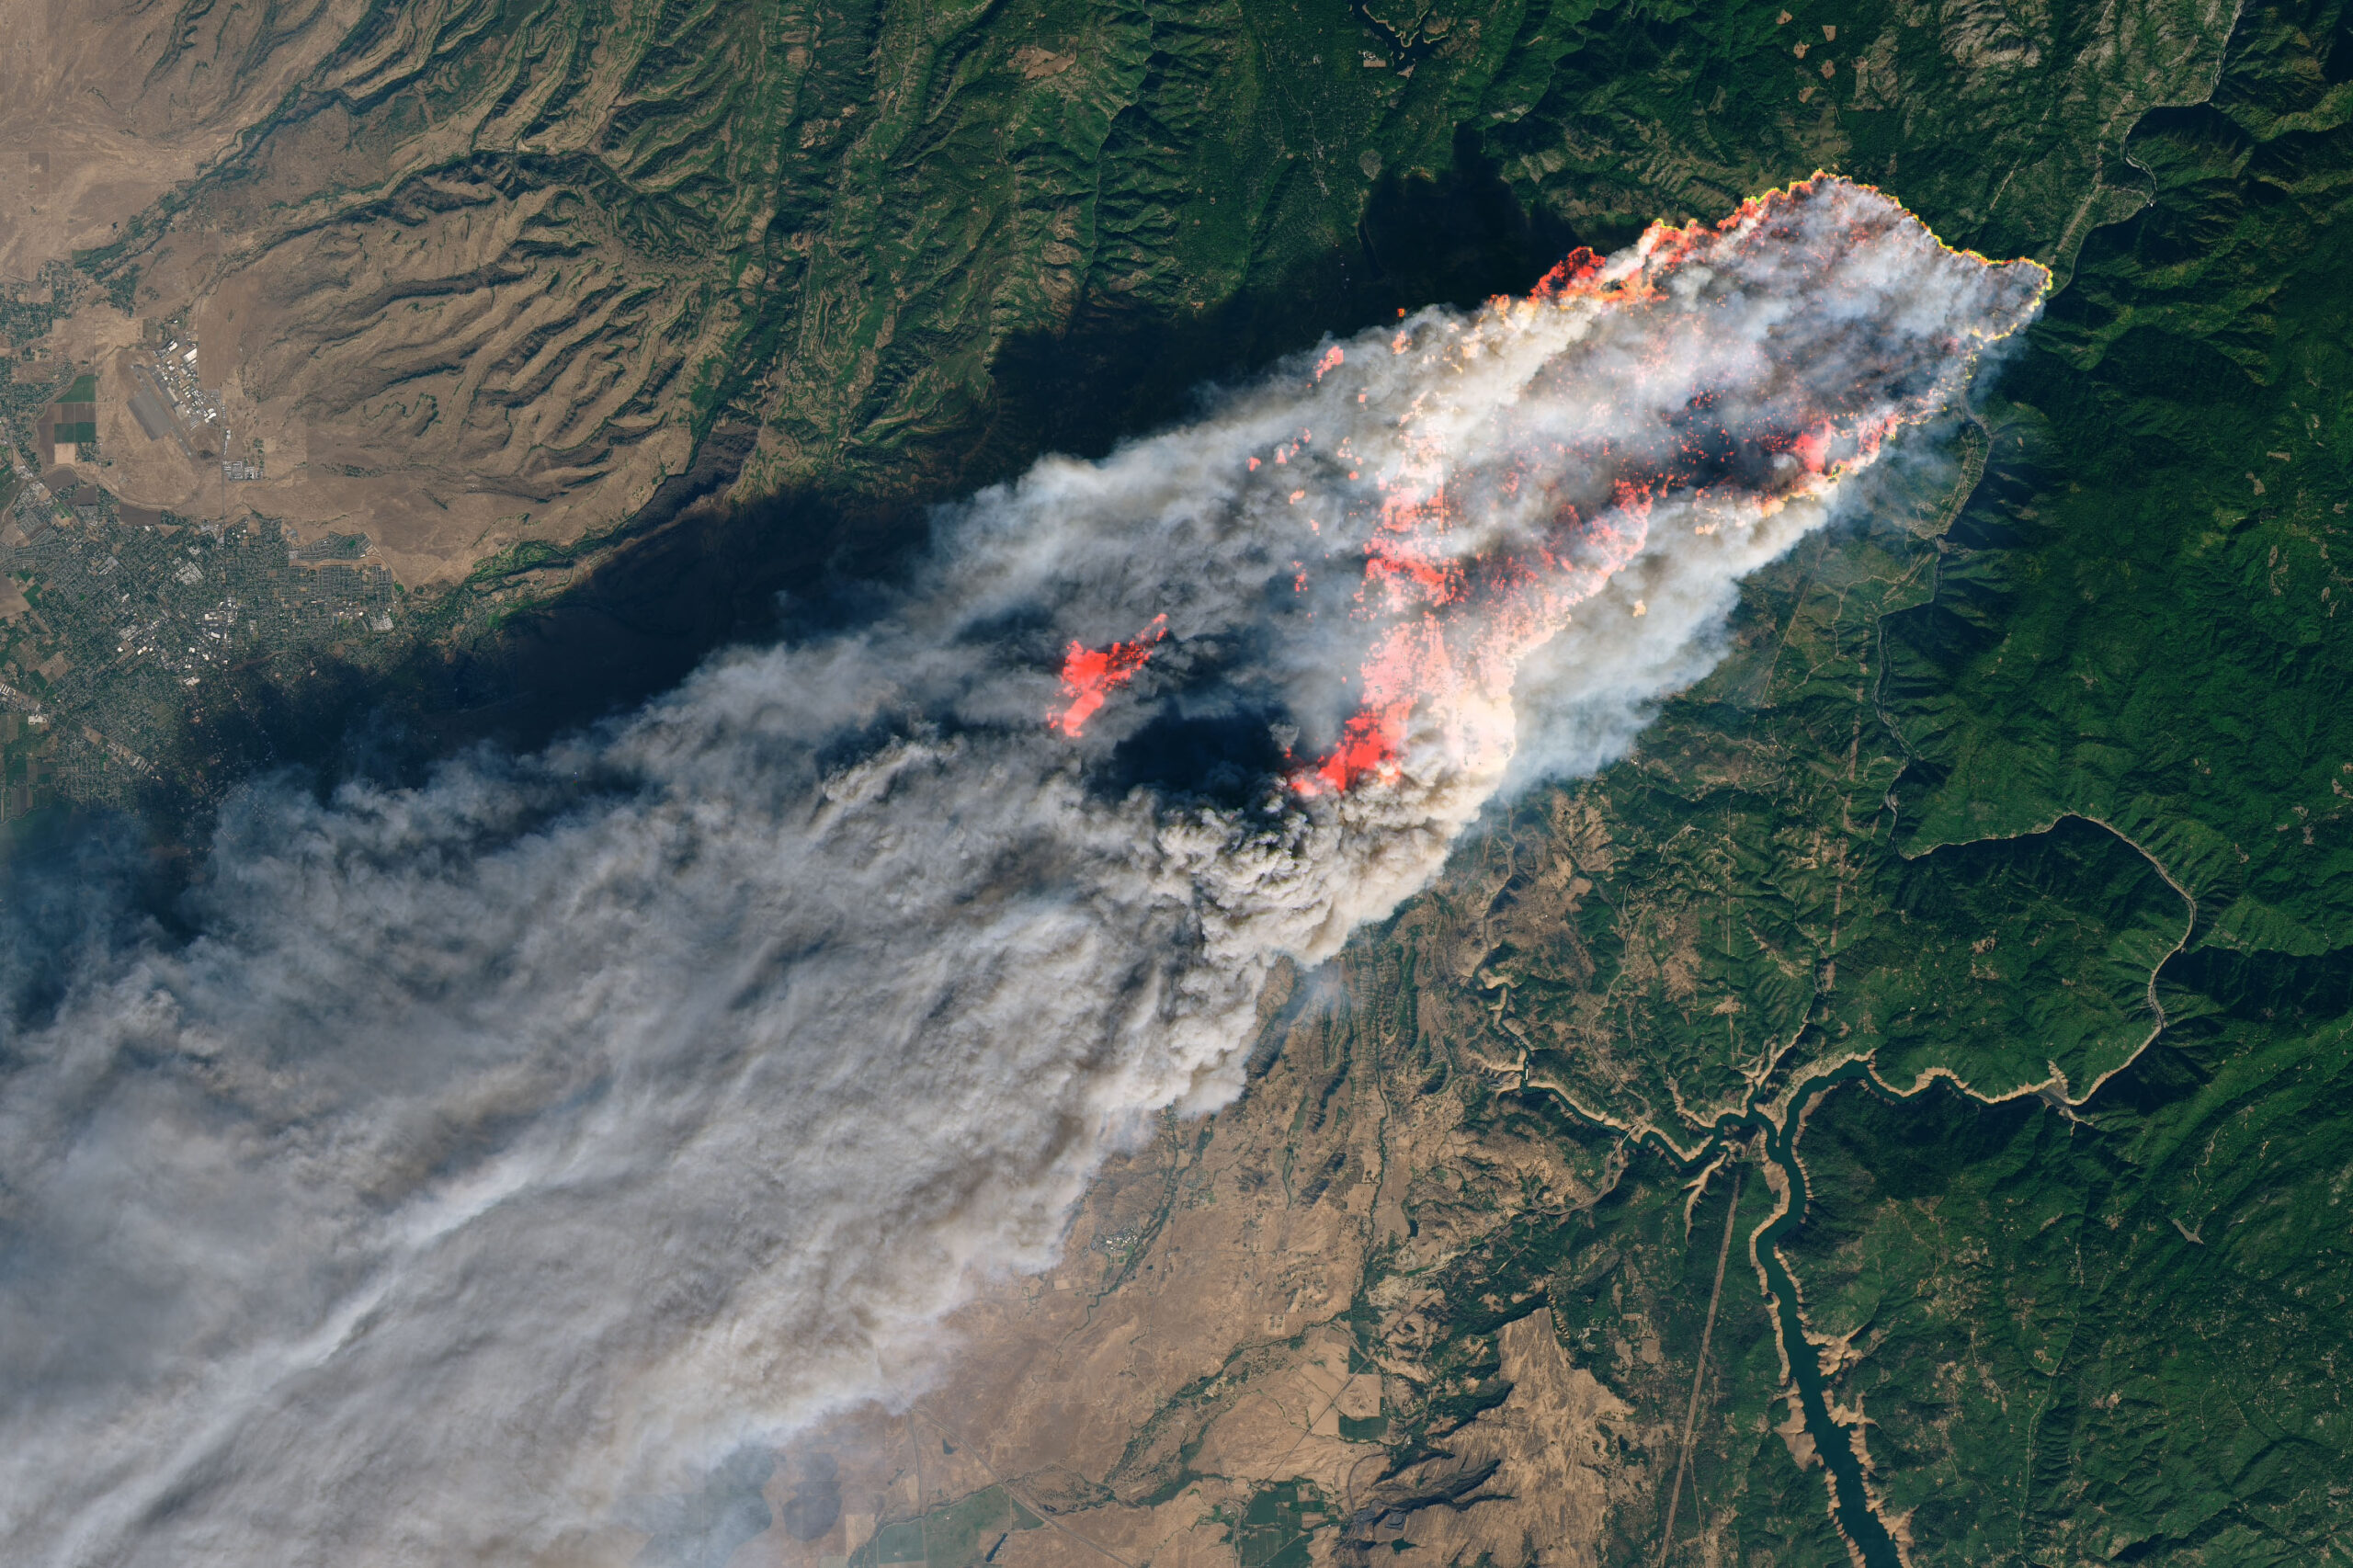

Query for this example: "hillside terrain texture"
[6,1,2353,1565]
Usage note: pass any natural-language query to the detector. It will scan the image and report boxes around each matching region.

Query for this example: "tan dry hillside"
[745,960,1658,1568]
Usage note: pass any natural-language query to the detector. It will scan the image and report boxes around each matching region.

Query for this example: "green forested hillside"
[25,1,2353,1560]
[50,0,2247,769]
[1347,4,2353,1562]
[68,0,2239,529]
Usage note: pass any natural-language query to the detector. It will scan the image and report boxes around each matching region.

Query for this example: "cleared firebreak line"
[1656,1161,1745,1566]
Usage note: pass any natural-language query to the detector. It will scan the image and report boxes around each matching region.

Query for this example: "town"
[2,448,397,812]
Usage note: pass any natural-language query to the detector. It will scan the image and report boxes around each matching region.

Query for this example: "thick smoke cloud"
[0,178,2042,1566]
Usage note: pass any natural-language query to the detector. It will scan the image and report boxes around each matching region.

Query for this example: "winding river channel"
[1586,1057,1907,1567]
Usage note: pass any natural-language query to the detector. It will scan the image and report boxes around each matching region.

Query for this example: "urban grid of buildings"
[2,314,398,812]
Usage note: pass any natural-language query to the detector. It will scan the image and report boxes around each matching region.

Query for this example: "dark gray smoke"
[0,177,2043,1567]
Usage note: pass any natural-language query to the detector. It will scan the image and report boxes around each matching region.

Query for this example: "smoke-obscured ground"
[0,179,2042,1567]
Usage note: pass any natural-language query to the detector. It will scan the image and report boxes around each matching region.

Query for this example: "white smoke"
[0,178,2042,1567]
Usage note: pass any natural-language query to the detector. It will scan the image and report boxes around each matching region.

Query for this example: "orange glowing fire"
[1043,176,2044,800]
[1050,615,1168,737]
[1280,176,2038,796]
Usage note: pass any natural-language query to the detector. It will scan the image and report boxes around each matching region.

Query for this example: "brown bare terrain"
[6,0,2227,595]
[6,8,2335,1567]
[6,0,745,582]
[733,953,1660,1568]
[0,0,366,281]
[8,0,1390,588]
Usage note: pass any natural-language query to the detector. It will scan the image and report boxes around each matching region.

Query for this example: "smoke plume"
[0,177,2042,1566]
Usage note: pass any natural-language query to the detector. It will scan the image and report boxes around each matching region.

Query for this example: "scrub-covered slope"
[7,1,2352,1563]
[1274,3,2353,1562]
[23,0,2234,570]
[0,0,2239,803]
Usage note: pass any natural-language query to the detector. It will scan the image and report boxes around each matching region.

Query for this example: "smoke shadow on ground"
[985,127,1588,469]
[123,131,1602,845]
[0,805,179,1019]
[1100,705,1298,810]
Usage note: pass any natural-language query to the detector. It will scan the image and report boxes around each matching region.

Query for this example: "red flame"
[1044,175,2043,797]
[1049,616,1168,737]
[1307,702,1414,795]
[1283,176,2030,797]
[1290,491,1654,796]
[1530,247,1603,300]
